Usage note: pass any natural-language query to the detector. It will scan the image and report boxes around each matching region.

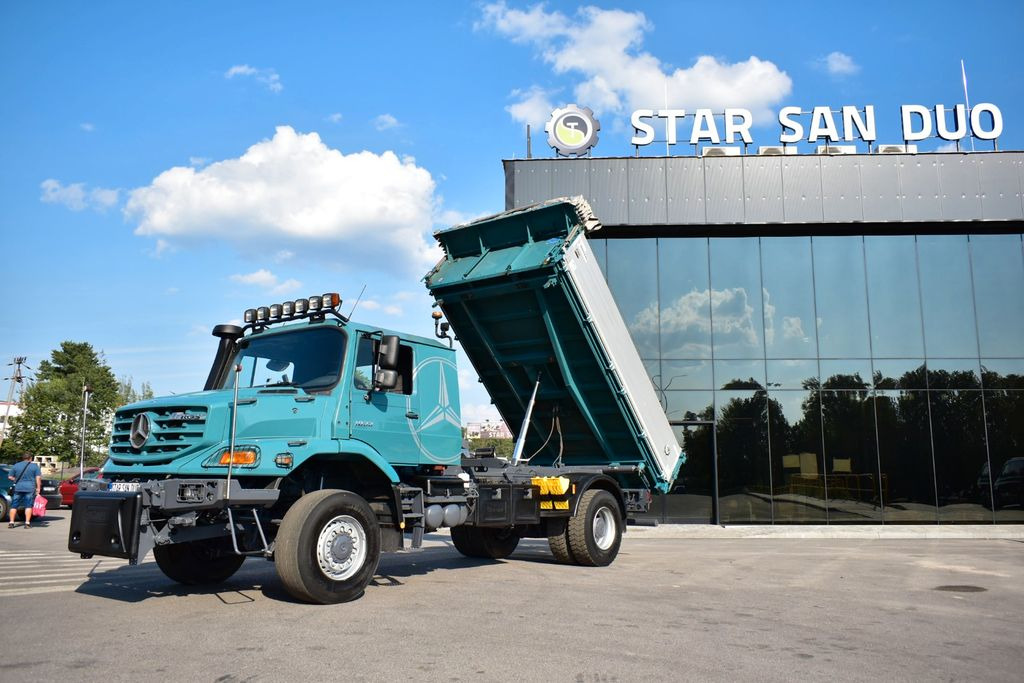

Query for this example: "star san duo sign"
[544,102,1004,155]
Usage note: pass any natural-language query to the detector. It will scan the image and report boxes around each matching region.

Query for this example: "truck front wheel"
[153,539,245,585]
[566,489,622,567]
[450,526,519,559]
[275,489,381,604]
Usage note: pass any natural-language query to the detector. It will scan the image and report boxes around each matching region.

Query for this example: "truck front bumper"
[68,479,279,564]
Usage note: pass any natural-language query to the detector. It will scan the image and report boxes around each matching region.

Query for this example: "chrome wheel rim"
[593,506,616,551]
[316,515,367,581]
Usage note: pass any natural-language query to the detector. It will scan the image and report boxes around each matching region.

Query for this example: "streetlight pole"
[79,384,92,479]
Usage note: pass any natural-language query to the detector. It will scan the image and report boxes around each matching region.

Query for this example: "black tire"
[0,496,9,522]
[450,526,519,559]
[546,519,575,564]
[275,489,380,604]
[153,539,246,585]
[567,489,622,567]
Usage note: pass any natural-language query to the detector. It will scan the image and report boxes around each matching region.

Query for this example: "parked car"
[0,465,12,520]
[59,468,105,507]
[1,464,60,521]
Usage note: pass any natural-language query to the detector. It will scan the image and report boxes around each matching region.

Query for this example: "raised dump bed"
[425,197,683,492]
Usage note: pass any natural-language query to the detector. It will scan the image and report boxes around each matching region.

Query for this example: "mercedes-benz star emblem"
[129,413,151,450]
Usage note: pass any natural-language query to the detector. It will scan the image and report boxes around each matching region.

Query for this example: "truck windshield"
[222,327,346,392]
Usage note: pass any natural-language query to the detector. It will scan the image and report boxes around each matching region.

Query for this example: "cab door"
[347,333,421,464]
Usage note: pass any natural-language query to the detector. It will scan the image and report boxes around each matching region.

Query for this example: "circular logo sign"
[129,413,151,450]
[545,104,600,157]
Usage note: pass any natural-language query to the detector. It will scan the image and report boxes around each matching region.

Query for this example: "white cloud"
[823,51,859,76]
[632,286,761,357]
[40,179,119,211]
[479,3,792,119]
[782,316,807,341]
[80,122,95,132]
[189,156,209,167]
[327,112,343,124]
[373,113,400,130]
[934,141,960,153]
[125,126,441,274]
[225,64,283,93]
[230,269,302,296]
[506,86,555,127]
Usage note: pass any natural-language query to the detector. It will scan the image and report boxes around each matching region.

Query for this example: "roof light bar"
[242,292,344,326]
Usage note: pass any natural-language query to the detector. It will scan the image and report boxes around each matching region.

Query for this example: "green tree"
[117,376,155,405]
[1,342,120,466]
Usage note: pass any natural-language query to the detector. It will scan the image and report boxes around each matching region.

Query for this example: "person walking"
[8,453,41,528]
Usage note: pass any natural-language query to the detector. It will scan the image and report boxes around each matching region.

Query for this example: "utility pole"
[0,356,28,450]
[79,384,92,479]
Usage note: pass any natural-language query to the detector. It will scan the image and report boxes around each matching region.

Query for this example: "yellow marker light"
[218,449,258,466]
[274,453,293,468]
[322,293,340,309]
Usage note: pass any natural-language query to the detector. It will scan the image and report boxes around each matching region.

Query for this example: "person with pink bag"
[7,453,42,529]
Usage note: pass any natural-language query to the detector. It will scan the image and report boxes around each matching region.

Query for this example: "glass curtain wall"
[595,232,1024,524]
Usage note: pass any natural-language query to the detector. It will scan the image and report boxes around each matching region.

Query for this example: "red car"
[59,468,104,507]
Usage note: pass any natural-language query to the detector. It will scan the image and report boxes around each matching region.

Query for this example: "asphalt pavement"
[1,509,1021,681]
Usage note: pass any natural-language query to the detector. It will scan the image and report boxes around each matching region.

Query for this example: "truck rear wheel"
[275,489,380,604]
[547,519,575,564]
[153,539,245,585]
[450,526,519,559]
[567,489,621,567]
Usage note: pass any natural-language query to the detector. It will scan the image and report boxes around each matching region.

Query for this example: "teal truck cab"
[69,197,683,604]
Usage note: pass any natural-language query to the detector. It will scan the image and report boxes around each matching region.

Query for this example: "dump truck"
[68,197,683,604]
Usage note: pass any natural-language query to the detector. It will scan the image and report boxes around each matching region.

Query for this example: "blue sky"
[2,1,1023,423]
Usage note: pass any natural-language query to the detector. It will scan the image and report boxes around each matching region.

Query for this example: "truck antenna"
[347,284,367,320]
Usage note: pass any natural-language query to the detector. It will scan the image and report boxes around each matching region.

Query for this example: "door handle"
[406,411,419,419]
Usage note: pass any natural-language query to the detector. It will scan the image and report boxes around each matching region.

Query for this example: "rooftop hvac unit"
[875,144,918,154]
[757,146,797,156]
[701,146,742,157]
[815,145,858,155]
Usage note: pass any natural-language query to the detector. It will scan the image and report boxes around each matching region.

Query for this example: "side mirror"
[374,368,399,391]
[378,335,400,370]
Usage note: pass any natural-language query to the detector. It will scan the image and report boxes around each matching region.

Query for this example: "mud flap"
[68,491,145,562]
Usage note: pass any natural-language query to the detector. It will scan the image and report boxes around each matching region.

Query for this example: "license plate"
[42,486,56,493]
[110,482,140,493]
